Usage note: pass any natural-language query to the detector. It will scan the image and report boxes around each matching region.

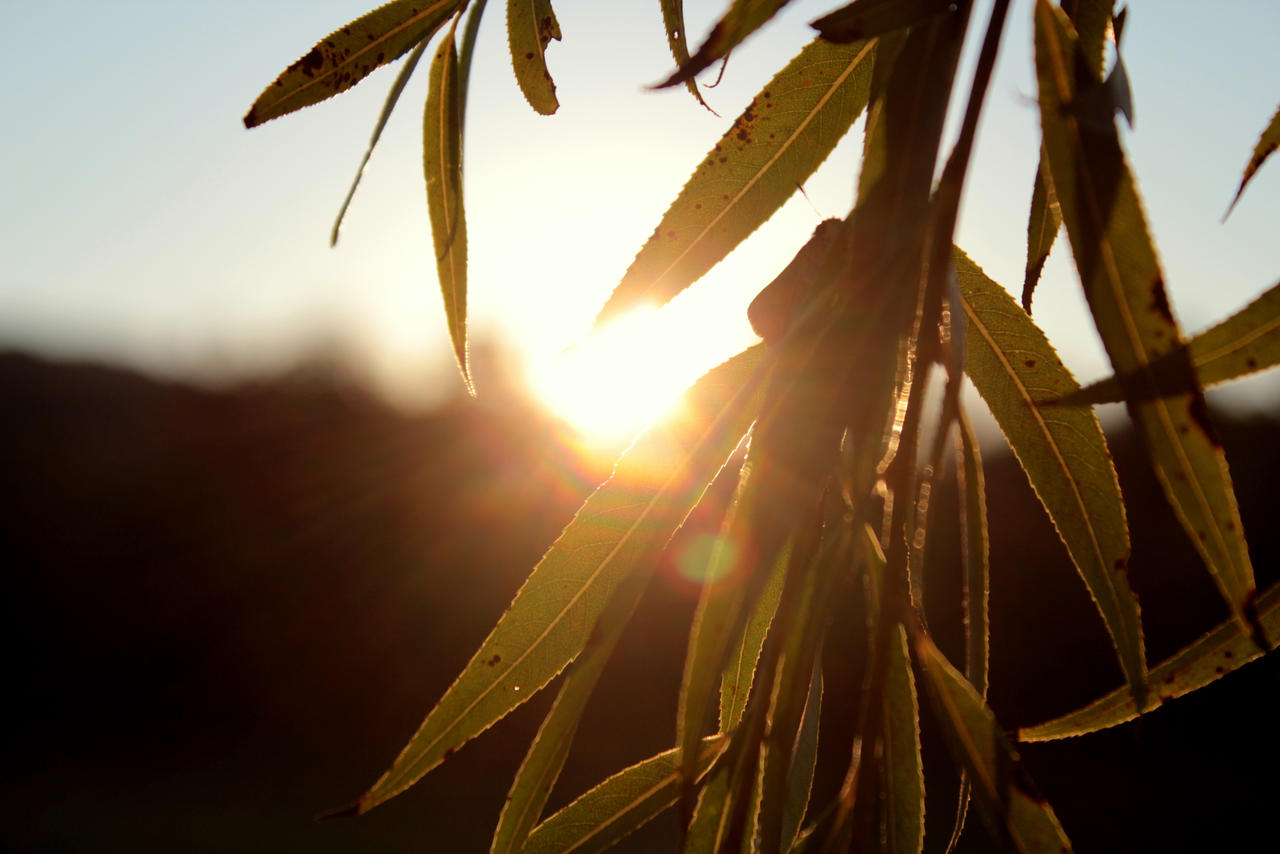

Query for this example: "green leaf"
[596,34,876,327]
[719,543,787,731]
[782,661,822,851]
[457,0,491,121]
[330,38,431,247]
[955,248,1145,706]
[350,346,765,814]
[943,409,989,853]
[1226,103,1280,217]
[654,0,795,89]
[521,736,729,854]
[882,625,924,854]
[1035,0,1257,626]
[914,630,1074,853]
[507,0,561,115]
[424,18,471,393]
[1022,1,1113,310]
[1021,155,1059,312]
[243,0,461,128]
[659,0,711,110]
[811,0,955,43]
[1019,579,1280,742]
[1059,278,1280,405]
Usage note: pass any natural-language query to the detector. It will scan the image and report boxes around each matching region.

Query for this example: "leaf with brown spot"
[596,35,876,327]
[1226,103,1280,217]
[659,0,712,110]
[423,18,470,393]
[956,248,1145,709]
[244,0,461,128]
[811,0,955,44]
[1035,0,1256,628]
[507,0,561,115]
[347,347,765,815]
[1057,278,1280,405]
[1020,580,1280,742]
[654,0,795,90]
[915,630,1074,853]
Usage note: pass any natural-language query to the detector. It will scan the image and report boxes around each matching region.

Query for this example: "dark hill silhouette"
[0,351,1275,852]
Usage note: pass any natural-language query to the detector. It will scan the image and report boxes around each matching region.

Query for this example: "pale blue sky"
[2,1,1277,415]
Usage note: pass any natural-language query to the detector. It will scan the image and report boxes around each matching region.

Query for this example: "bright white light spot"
[526,303,748,446]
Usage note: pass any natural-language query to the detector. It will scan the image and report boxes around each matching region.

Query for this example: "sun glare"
[525,304,748,447]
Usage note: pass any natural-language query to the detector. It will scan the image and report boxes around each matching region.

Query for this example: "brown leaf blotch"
[1149,276,1175,324]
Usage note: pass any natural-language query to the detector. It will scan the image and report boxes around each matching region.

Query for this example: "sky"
[3,0,1278,432]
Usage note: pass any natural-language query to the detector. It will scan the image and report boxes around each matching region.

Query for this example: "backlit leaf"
[596,35,876,327]
[1036,0,1257,626]
[882,625,924,854]
[956,248,1145,706]
[330,38,431,247]
[350,346,765,813]
[1060,278,1280,405]
[782,662,822,851]
[719,542,787,731]
[243,0,461,128]
[915,631,1074,853]
[1019,580,1280,742]
[654,0,795,89]
[507,0,561,115]
[659,0,711,110]
[522,736,728,854]
[423,19,471,392]
[1225,103,1280,217]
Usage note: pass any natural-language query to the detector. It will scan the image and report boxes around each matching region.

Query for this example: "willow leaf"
[655,0,795,89]
[720,544,787,731]
[1036,0,1256,624]
[811,0,954,43]
[915,631,1074,853]
[1022,1,1113,310]
[596,35,876,327]
[1020,580,1280,742]
[659,0,710,110]
[944,409,989,853]
[330,38,430,247]
[883,625,924,854]
[457,0,490,121]
[243,0,460,128]
[349,347,764,814]
[956,248,1144,705]
[424,20,470,393]
[781,661,822,851]
[507,0,561,115]
[1061,278,1280,405]
[521,736,728,854]
[1225,102,1280,217]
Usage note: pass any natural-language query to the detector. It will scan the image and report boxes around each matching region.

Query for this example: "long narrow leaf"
[655,0,795,89]
[424,19,471,393]
[719,544,788,731]
[882,625,924,854]
[522,736,729,854]
[330,38,431,247]
[914,630,1074,853]
[811,0,954,43]
[1225,102,1280,218]
[1059,278,1280,405]
[782,661,822,851]
[507,0,561,115]
[659,0,711,109]
[1022,0,1114,309]
[596,35,876,327]
[244,0,461,128]
[1019,579,1280,742]
[1035,0,1257,626]
[349,347,765,813]
[956,248,1145,708]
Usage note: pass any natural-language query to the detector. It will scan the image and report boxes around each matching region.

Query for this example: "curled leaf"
[654,0,794,89]
[659,0,712,110]
[507,0,561,115]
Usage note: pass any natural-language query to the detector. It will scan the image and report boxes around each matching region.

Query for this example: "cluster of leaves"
[245,1,1280,851]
